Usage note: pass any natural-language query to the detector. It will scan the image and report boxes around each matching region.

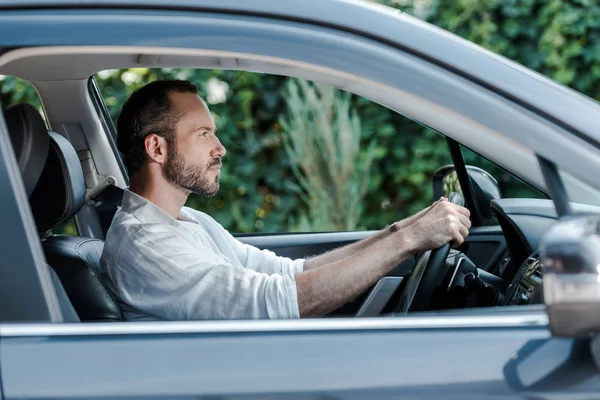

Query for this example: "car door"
[1,307,584,400]
[0,133,582,399]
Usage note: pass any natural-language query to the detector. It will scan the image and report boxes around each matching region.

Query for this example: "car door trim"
[0,308,548,337]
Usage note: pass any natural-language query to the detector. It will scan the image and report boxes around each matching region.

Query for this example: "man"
[100,79,471,321]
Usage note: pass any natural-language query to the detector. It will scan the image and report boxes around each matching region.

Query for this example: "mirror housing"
[541,215,600,337]
[432,165,501,221]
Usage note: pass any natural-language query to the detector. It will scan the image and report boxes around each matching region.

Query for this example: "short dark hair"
[116,79,198,176]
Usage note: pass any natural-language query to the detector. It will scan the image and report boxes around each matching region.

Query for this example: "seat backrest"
[7,104,124,322]
[4,104,79,322]
[47,264,80,322]
[43,235,123,322]
[5,103,49,197]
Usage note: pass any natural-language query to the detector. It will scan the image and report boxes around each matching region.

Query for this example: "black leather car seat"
[6,104,124,322]
[5,104,79,322]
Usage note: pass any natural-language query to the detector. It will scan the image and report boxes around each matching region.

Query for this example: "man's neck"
[129,171,188,220]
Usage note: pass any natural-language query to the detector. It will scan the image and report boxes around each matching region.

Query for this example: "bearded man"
[100,80,470,321]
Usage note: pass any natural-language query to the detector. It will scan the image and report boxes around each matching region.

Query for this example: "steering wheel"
[394,192,465,314]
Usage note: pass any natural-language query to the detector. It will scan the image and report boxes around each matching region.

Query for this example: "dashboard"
[490,198,600,307]
[504,252,543,306]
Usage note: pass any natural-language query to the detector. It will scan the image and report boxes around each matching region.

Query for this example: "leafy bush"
[280,79,377,231]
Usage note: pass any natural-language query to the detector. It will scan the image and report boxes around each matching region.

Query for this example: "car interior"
[3,47,600,323]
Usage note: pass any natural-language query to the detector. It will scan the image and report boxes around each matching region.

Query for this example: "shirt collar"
[122,189,194,226]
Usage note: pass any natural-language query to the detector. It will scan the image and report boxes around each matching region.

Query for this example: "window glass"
[460,146,547,199]
[94,68,453,234]
[51,218,78,236]
[0,75,44,114]
[456,145,547,225]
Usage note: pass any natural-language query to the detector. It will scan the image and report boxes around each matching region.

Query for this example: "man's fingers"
[451,224,467,247]
[429,197,444,208]
[451,237,465,248]
[431,196,447,207]
[452,204,471,218]
[457,214,471,230]
[457,223,469,239]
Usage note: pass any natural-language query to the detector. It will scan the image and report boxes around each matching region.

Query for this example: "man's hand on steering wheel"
[393,193,471,314]
[390,197,449,233]
[404,196,471,253]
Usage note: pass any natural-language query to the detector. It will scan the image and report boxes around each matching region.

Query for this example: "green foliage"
[443,171,463,197]
[280,79,377,231]
[3,0,591,233]
[0,76,42,115]
[374,0,600,99]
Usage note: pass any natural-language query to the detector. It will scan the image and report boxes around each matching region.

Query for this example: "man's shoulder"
[103,210,140,255]
[181,206,219,226]
[104,208,177,252]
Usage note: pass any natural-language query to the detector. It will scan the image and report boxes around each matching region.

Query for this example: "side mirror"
[432,165,501,220]
[541,215,600,337]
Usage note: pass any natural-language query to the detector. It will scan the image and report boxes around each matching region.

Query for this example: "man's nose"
[210,136,226,158]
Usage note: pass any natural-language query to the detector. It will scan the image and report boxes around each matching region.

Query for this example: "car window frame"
[88,77,127,181]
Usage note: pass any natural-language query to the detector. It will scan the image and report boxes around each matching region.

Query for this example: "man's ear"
[144,133,168,165]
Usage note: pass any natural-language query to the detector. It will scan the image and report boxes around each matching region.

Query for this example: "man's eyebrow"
[196,125,217,132]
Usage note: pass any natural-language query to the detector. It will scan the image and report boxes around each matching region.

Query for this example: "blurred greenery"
[443,171,463,198]
[280,79,378,231]
[4,0,591,234]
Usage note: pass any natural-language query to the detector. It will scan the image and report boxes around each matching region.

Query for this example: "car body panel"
[0,311,567,399]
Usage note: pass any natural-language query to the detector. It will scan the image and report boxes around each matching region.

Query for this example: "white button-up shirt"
[99,190,304,321]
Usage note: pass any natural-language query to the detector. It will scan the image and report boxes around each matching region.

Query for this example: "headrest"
[29,131,86,233]
[4,104,49,196]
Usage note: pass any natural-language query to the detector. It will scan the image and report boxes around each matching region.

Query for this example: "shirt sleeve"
[202,213,305,276]
[110,225,300,320]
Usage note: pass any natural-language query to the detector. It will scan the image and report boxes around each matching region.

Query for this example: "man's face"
[163,91,226,196]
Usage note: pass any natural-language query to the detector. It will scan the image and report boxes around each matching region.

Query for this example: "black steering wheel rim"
[394,192,465,314]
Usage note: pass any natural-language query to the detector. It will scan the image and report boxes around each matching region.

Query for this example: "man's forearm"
[295,229,415,317]
[302,226,393,271]
[302,206,431,271]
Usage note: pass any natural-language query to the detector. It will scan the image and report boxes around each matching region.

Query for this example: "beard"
[164,143,220,196]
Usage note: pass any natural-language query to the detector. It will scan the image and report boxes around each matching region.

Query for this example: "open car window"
[94,68,562,236]
[94,68,458,234]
